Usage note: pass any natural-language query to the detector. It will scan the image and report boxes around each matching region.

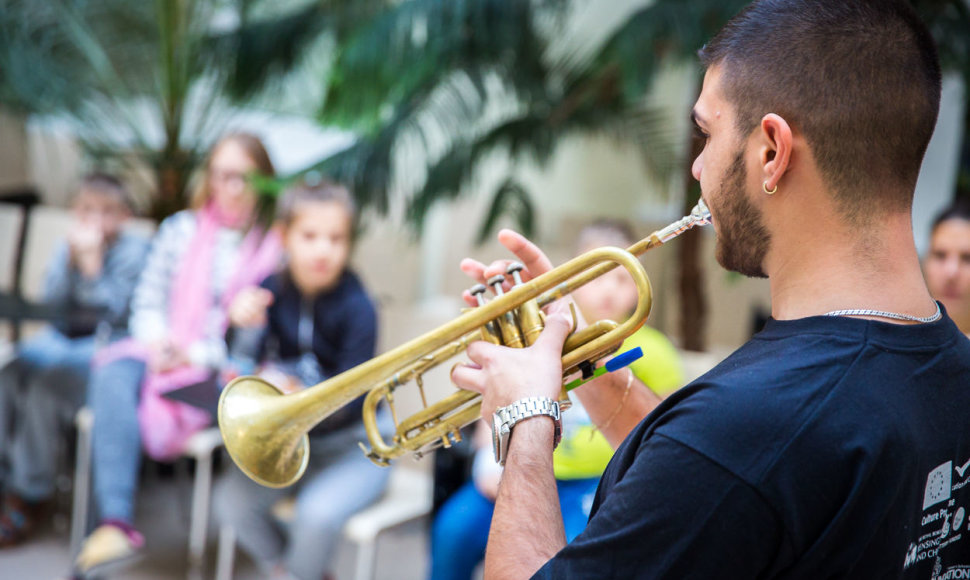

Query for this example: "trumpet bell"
[218,376,310,488]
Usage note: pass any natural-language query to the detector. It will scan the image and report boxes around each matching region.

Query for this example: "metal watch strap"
[492,396,562,466]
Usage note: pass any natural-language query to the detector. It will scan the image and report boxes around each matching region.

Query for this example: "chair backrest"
[0,188,41,296]
[0,201,155,344]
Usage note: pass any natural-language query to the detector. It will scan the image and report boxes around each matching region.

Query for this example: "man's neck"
[766,212,935,322]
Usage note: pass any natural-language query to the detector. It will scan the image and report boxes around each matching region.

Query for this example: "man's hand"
[452,313,572,419]
[453,229,582,418]
[453,230,575,579]
[228,287,274,328]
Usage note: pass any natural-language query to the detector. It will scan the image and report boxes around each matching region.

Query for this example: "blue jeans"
[429,476,600,580]
[214,416,392,580]
[16,328,99,375]
[0,329,97,500]
[87,356,146,523]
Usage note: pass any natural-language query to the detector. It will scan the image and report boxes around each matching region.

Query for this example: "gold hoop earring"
[763,181,777,195]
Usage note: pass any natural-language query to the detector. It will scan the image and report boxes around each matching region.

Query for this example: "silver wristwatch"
[491,397,563,466]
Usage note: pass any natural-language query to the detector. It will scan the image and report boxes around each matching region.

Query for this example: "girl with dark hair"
[213,178,389,580]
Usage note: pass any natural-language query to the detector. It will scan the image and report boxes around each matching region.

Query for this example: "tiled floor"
[0,468,431,580]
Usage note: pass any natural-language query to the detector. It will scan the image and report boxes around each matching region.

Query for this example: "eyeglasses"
[208,168,247,188]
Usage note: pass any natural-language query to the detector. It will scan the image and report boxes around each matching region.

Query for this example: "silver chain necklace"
[823,302,941,324]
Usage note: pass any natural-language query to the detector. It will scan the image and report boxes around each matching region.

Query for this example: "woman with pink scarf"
[73,133,283,575]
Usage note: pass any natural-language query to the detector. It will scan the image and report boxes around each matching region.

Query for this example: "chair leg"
[215,524,236,580]
[354,538,377,580]
[69,408,94,559]
[187,448,214,578]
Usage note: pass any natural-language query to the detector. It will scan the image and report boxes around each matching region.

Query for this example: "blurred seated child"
[213,178,390,580]
[924,200,970,335]
[73,133,282,576]
[0,174,148,547]
[429,219,683,580]
[570,219,685,398]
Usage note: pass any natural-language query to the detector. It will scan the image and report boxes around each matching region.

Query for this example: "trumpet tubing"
[218,201,711,488]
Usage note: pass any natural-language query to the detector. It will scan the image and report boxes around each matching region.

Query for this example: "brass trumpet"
[218,201,711,488]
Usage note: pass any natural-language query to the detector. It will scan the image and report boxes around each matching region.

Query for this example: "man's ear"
[760,113,792,192]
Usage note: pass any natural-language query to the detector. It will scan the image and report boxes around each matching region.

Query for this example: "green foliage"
[475,179,536,245]
[0,0,341,218]
[288,0,717,242]
[3,0,968,227]
[302,0,970,242]
[322,0,550,134]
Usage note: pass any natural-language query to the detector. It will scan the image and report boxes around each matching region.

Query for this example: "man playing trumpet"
[452,0,970,577]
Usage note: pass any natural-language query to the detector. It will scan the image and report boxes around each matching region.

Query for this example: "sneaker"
[74,523,145,576]
[0,493,40,548]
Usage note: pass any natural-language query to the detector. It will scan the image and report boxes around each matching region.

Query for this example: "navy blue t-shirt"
[250,269,378,435]
[535,309,970,579]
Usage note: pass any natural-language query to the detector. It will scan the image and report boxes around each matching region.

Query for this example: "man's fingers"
[460,259,488,284]
[460,231,553,297]
[460,258,515,294]
[451,362,484,393]
[465,341,496,366]
[497,229,554,278]
[536,312,573,352]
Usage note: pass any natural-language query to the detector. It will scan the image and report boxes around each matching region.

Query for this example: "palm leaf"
[476,179,536,244]
[322,0,558,134]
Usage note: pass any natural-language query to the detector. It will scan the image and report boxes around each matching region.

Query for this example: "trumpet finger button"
[506,262,525,285]
[469,284,488,306]
[487,275,507,295]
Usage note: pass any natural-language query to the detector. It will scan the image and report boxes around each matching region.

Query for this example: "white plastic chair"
[214,464,433,580]
[69,407,224,579]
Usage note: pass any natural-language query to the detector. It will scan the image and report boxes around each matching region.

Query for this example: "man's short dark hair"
[699,0,942,220]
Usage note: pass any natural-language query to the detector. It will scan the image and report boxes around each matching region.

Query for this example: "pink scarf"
[97,202,282,460]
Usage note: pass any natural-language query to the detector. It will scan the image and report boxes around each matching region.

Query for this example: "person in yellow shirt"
[554,219,684,482]
[428,219,683,580]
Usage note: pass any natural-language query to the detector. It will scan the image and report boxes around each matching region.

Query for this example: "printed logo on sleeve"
[904,461,970,572]
[926,462,954,510]
[957,458,970,480]
[934,565,970,579]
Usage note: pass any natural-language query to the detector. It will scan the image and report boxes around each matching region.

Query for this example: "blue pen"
[564,347,642,392]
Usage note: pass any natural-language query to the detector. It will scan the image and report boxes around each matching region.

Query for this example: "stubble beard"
[712,151,771,279]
